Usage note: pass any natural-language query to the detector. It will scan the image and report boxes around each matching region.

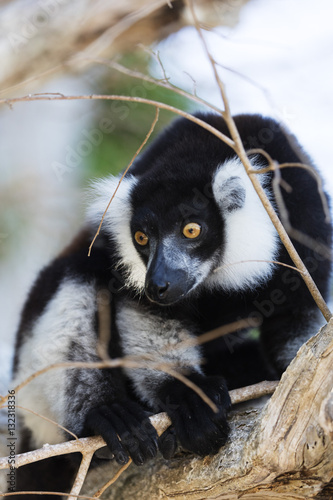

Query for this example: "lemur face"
[88,151,278,301]
[130,187,224,305]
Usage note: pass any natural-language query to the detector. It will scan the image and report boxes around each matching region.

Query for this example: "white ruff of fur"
[86,174,146,291]
[208,157,280,291]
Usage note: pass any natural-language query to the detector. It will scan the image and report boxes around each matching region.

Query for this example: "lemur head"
[88,115,278,306]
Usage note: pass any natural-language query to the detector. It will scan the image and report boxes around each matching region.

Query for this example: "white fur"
[116,300,202,406]
[13,279,97,448]
[209,157,280,291]
[87,174,146,290]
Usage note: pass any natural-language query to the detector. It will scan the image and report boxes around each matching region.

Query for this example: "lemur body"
[12,114,332,498]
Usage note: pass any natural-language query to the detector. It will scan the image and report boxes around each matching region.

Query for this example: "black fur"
[12,113,332,497]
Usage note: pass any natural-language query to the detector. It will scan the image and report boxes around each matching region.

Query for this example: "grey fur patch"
[115,299,203,408]
[221,177,246,212]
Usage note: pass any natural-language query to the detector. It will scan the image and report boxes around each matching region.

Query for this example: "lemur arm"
[113,298,231,456]
[13,253,164,466]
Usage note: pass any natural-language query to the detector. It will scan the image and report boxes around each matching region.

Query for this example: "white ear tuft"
[214,175,246,213]
[209,157,279,291]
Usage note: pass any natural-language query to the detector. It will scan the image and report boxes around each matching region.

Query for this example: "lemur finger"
[85,407,129,465]
[158,427,177,459]
[111,402,158,460]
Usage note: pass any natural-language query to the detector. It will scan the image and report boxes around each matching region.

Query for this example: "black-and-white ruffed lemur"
[12,113,332,498]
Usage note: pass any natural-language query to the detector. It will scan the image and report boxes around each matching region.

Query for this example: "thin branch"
[184,0,229,116]
[242,131,332,322]
[213,259,308,276]
[92,460,132,498]
[186,0,332,323]
[215,61,277,111]
[1,490,93,498]
[88,107,160,256]
[1,317,251,409]
[96,291,112,361]
[0,64,65,96]
[82,56,222,114]
[0,357,148,407]
[67,451,95,500]
[230,380,279,405]
[155,47,171,84]
[158,365,217,413]
[167,318,252,353]
[270,163,332,261]
[0,435,105,470]
[183,71,198,97]
[14,405,78,441]
[0,381,278,471]
[0,93,235,150]
[247,149,331,224]
[246,150,332,261]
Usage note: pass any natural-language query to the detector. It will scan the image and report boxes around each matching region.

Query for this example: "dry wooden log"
[0,0,249,93]
[82,319,333,499]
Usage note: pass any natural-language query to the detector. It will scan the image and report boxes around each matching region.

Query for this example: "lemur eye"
[134,231,149,246]
[183,223,201,239]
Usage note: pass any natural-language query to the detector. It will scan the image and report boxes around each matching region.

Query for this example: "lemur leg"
[113,299,231,457]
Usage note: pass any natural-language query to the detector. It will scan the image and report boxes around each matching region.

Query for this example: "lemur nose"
[157,282,170,298]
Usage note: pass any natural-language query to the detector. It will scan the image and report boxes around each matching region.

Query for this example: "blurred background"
[0,0,333,393]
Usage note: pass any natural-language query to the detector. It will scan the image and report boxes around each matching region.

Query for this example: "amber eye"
[134,231,149,246]
[183,223,201,239]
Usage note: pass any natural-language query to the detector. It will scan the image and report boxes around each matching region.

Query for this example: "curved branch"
[0,381,278,471]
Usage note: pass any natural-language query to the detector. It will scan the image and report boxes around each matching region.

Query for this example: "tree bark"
[0,0,249,92]
[82,320,333,499]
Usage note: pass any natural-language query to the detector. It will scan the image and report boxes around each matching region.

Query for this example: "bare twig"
[96,291,112,361]
[82,56,222,114]
[230,380,279,405]
[88,106,160,256]
[247,149,331,224]
[92,460,132,498]
[0,435,103,470]
[68,451,95,500]
[0,64,65,96]
[169,318,251,353]
[0,491,92,498]
[0,93,235,150]
[1,316,253,412]
[158,365,217,413]
[213,259,308,276]
[185,0,332,323]
[13,405,78,441]
[0,381,278,471]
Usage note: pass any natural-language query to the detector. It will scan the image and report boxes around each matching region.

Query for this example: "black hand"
[157,374,231,457]
[85,399,158,466]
